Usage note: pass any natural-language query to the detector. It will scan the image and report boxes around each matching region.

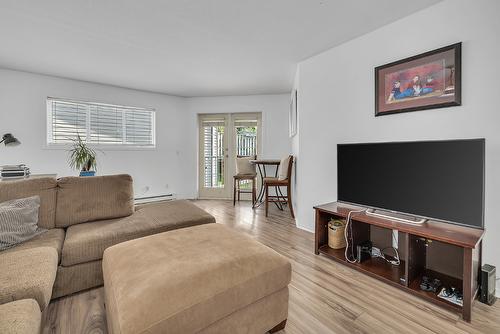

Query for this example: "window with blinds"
[47,98,155,147]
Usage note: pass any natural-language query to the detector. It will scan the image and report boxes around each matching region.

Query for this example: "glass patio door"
[199,115,229,198]
[232,116,259,199]
[198,113,261,199]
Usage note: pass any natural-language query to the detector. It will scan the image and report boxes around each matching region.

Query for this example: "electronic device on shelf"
[337,138,485,229]
[480,264,497,305]
[356,240,372,263]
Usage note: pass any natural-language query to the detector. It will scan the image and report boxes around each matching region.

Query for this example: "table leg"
[254,163,283,210]
[253,164,266,208]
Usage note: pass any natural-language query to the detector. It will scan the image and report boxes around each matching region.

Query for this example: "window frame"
[46,97,156,150]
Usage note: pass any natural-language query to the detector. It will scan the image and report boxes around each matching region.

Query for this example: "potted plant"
[68,134,97,176]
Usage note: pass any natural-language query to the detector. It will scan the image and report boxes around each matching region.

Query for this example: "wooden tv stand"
[314,202,485,322]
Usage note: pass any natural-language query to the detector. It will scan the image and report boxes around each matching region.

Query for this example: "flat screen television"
[337,139,485,228]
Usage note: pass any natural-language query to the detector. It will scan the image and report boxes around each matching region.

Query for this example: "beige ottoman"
[103,224,291,334]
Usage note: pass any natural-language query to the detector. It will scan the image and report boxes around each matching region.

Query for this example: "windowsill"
[44,143,157,151]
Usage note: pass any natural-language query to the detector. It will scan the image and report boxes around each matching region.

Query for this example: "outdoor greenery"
[236,126,256,135]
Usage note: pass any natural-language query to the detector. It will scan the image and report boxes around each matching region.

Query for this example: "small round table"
[250,159,283,209]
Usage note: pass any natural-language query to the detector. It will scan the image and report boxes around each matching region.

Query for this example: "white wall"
[0,69,194,198]
[294,0,500,288]
[0,69,292,200]
[291,69,300,213]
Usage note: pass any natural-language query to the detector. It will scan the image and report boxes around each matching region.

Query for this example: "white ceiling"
[0,0,441,97]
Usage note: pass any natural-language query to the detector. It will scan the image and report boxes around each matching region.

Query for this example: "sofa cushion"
[0,196,45,251]
[61,200,215,266]
[0,299,41,334]
[55,174,134,228]
[102,223,291,334]
[2,228,65,263]
[0,247,58,311]
[0,177,57,229]
[52,260,103,299]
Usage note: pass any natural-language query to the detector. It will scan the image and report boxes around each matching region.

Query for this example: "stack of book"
[1,164,31,179]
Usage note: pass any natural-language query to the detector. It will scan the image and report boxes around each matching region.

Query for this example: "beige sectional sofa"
[0,174,215,331]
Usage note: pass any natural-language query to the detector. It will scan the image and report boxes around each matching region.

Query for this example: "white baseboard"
[197,196,231,200]
[296,224,314,234]
[175,193,198,200]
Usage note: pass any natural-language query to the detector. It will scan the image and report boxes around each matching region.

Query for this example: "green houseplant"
[68,134,97,176]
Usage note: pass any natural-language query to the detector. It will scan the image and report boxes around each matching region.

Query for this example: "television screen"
[337,139,485,228]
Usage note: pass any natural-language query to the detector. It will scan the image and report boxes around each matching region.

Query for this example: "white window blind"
[47,98,155,147]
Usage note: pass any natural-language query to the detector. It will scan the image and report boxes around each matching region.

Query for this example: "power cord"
[344,208,400,266]
[372,246,400,266]
[344,208,367,264]
[387,230,401,265]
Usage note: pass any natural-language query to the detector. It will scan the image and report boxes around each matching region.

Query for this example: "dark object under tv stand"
[314,202,485,322]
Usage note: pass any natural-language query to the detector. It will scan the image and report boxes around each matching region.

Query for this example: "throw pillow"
[236,156,256,175]
[278,156,291,180]
[0,196,45,251]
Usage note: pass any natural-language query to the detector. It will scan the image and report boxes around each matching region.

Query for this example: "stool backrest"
[235,155,257,175]
[277,155,294,181]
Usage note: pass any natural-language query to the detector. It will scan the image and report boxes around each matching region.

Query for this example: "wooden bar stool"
[265,155,295,218]
[233,155,257,206]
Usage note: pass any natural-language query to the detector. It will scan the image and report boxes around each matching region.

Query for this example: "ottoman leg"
[269,319,287,333]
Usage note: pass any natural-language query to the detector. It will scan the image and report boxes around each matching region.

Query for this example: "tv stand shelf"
[314,202,484,322]
[318,245,406,286]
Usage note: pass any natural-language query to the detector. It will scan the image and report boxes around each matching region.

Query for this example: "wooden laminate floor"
[42,200,500,334]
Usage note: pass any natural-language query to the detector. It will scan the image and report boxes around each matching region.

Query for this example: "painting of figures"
[375,43,461,116]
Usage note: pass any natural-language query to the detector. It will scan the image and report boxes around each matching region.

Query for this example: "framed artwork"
[375,43,461,116]
[289,89,297,137]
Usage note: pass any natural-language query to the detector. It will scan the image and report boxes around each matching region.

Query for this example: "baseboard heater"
[134,194,174,204]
